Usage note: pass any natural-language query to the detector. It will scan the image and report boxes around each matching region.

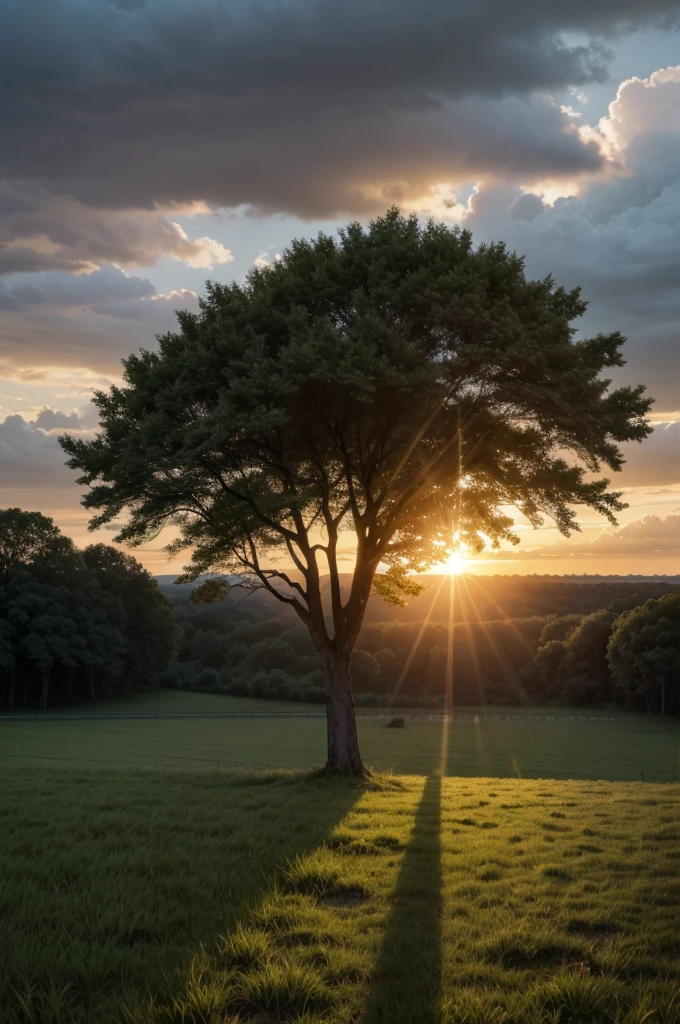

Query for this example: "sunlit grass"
[2,770,680,1023]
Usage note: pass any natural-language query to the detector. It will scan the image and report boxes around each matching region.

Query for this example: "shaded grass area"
[1,688,324,717]
[1,687,648,718]
[0,770,361,1023]
[2,770,680,1023]
[1,709,678,780]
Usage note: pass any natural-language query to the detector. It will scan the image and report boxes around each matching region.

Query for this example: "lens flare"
[444,550,466,575]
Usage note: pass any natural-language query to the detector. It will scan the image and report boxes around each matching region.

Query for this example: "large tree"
[61,210,652,775]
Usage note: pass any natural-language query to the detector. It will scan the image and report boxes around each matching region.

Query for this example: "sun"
[444,550,467,575]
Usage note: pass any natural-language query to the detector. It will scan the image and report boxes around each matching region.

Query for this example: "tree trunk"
[641,686,650,715]
[322,650,365,776]
[41,669,50,711]
[8,667,15,710]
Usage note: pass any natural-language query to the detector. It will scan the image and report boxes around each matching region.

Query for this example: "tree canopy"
[535,609,617,708]
[61,210,653,773]
[82,544,180,690]
[608,593,680,715]
[0,507,74,576]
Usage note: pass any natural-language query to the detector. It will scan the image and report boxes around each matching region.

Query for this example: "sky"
[1,0,679,577]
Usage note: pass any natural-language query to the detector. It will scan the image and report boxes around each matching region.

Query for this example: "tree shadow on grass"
[1,768,364,1024]
[362,772,443,1024]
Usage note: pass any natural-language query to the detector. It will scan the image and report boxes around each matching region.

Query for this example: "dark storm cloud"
[0,0,677,217]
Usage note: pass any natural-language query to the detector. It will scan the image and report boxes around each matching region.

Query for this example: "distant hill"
[157,572,680,623]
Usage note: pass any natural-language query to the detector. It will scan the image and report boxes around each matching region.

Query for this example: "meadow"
[1,690,678,781]
[2,769,680,1023]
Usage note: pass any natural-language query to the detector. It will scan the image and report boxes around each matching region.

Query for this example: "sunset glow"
[444,550,467,575]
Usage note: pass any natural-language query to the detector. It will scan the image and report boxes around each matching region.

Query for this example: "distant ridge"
[156,572,680,587]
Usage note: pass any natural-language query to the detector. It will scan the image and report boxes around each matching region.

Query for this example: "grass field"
[3,689,325,717]
[2,769,680,1023]
[3,688,648,717]
[1,690,678,780]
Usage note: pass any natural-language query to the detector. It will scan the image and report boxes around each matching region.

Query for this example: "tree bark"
[322,650,366,776]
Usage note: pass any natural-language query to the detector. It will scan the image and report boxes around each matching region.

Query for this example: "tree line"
[2,509,677,715]
[0,509,178,710]
[164,578,680,715]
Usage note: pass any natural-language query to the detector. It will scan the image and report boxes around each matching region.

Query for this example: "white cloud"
[150,288,199,302]
[600,66,680,151]
[169,224,234,269]
[253,251,273,270]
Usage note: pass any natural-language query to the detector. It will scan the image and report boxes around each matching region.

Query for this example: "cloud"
[487,508,680,564]
[253,251,273,270]
[33,408,83,431]
[454,66,680,412]
[0,267,155,314]
[0,269,201,369]
[0,187,233,275]
[0,1,675,220]
[557,511,680,559]
[618,421,680,486]
[600,65,680,151]
[0,414,77,487]
[33,404,99,431]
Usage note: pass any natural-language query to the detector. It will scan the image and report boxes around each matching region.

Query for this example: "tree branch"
[199,458,300,543]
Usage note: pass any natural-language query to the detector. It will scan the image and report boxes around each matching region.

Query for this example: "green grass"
[2,688,324,716]
[2,770,680,1023]
[2,687,647,718]
[1,691,678,780]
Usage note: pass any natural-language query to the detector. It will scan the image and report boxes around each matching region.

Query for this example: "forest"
[2,508,679,714]
[162,574,680,715]
[0,509,177,710]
